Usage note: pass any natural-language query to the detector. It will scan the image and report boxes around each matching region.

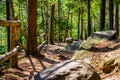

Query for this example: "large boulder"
[33,60,101,80]
[80,30,116,50]
[91,30,116,39]
[71,50,92,63]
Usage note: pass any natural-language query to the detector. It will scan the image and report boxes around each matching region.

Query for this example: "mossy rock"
[80,37,106,50]
[72,50,92,60]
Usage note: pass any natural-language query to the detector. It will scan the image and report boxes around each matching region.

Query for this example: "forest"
[0,0,120,80]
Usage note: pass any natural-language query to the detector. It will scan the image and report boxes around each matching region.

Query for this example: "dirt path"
[0,40,120,80]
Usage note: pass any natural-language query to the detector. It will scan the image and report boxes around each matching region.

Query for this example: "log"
[0,19,21,27]
[37,40,47,52]
[0,46,20,64]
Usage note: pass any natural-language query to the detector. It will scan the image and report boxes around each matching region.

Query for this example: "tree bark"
[58,0,61,42]
[49,4,55,44]
[99,0,106,31]
[27,0,37,54]
[87,0,91,37]
[109,0,114,30]
[64,8,70,42]
[78,8,80,39]
[80,7,84,40]
[6,0,11,52]
[70,13,72,37]
[115,3,119,36]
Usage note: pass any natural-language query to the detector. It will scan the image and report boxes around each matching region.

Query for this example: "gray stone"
[33,60,101,80]
[91,30,116,39]
[66,41,81,50]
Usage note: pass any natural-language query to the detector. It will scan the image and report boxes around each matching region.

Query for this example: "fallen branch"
[0,46,20,64]
[37,40,47,52]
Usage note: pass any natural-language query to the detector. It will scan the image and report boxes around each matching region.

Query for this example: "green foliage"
[0,0,118,46]
[0,45,7,56]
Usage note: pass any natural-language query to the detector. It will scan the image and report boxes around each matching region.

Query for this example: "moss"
[72,50,92,60]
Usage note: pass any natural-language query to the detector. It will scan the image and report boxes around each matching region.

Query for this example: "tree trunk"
[99,0,106,31]
[87,0,91,37]
[58,0,61,42]
[115,3,119,37]
[78,8,80,39]
[27,0,38,55]
[49,4,55,44]
[6,0,11,52]
[109,0,114,30]
[41,2,47,41]
[10,0,15,19]
[80,7,84,40]
[70,13,72,37]
[64,8,70,42]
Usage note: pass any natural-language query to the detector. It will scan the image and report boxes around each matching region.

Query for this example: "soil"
[0,39,120,80]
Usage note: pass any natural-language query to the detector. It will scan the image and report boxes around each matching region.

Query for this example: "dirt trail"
[0,40,120,80]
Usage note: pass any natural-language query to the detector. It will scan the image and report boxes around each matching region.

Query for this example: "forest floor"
[1,39,120,80]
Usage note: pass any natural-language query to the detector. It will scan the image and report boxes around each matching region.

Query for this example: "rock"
[72,50,92,63]
[66,41,81,50]
[80,37,106,50]
[80,30,116,50]
[100,56,120,73]
[91,30,116,39]
[33,60,101,80]
[65,37,73,43]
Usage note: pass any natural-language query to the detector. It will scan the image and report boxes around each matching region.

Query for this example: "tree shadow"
[41,57,59,64]
[87,44,120,52]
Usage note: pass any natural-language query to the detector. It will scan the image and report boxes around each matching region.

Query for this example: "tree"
[115,1,119,36]
[58,0,61,42]
[49,4,55,44]
[6,0,11,51]
[109,0,114,30]
[78,8,80,39]
[80,6,84,40]
[99,0,106,31]
[87,0,91,37]
[26,0,38,55]
[64,7,70,42]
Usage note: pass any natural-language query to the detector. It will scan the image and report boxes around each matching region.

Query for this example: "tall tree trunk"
[58,0,61,42]
[78,8,80,39]
[115,3,119,37]
[70,13,72,37]
[10,0,15,19]
[6,0,11,51]
[49,4,55,44]
[87,0,91,37]
[80,7,84,40]
[109,0,114,30]
[99,0,106,31]
[27,0,37,55]
[41,2,47,41]
[64,8,70,42]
